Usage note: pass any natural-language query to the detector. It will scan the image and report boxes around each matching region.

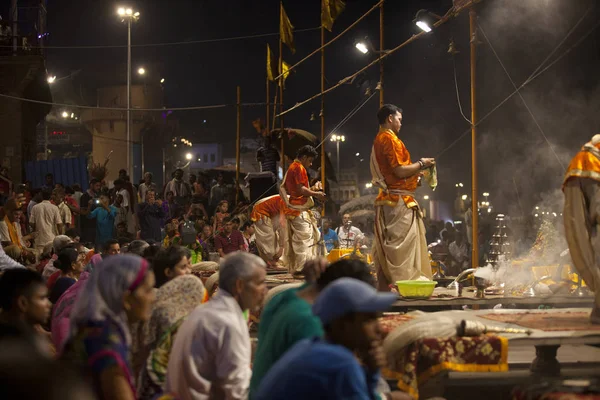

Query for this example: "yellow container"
[396,280,436,298]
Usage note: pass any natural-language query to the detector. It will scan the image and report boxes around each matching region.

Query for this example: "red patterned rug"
[480,311,600,332]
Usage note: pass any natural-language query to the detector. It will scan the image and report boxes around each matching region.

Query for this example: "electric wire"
[436,16,600,159]
[0,27,321,50]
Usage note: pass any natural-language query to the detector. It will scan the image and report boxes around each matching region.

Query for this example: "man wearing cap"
[254,277,399,400]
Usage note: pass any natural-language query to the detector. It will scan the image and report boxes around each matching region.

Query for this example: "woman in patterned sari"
[61,255,156,400]
[136,274,207,399]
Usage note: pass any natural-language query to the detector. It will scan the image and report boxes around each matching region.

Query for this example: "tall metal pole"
[336,141,340,181]
[126,18,132,176]
[236,86,241,205]
[379,1,384,107]
[469,8,479,269]
[320,25,326,212]
[162,147,166,190]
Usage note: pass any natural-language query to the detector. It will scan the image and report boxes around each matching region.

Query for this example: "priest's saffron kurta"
[281,160,320,273]
[371,129,431,289]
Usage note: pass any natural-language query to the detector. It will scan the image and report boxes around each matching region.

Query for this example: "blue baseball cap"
[312,277,398,325]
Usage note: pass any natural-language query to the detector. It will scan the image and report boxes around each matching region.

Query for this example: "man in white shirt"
[138,172,157,203]
[54,190,72,234]
[115,178,134,233]
[448,233,470,273]
[336,213,364,249]
[29,190,62,253]
[167,252,267,400]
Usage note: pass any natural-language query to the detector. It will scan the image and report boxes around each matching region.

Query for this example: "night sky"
[42,0,600,213]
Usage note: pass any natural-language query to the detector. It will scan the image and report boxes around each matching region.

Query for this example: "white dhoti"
[254,217,287,266]
[563,178,600,309]
[285,211,321,273]
[373,202,431,291]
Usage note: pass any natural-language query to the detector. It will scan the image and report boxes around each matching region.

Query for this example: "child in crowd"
[212,200,229,234]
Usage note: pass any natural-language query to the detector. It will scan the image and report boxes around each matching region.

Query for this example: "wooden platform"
[390,288,594,310]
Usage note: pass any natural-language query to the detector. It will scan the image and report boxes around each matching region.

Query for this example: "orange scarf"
[4,216,22,249]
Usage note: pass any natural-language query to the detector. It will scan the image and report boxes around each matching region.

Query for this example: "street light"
[413,9,442,33]
[117,5,140,179]
[185,153,193,161]
[423,195,430,200]
[137,67,145,75]
[461,194,468,201]
[365,182,373,189]
[483,192,489,197]
[355,40,369,54]
[47,75,56,84]
[160,78,165,83]
[330,134,346,180]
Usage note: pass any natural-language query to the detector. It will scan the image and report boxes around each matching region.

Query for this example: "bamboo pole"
[470,8,479,268]
[320,24,326,215]
[379,1,384,107]
[266,77,270,138]
[236,86,241,205]
[279,1,286,171]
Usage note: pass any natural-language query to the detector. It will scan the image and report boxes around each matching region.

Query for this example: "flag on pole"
[322,0,345,32]
[280,60,291,87]
[280,4,295,54]
[267,44,277,81]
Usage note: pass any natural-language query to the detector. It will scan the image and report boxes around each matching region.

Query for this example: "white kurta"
[166,290,251,400]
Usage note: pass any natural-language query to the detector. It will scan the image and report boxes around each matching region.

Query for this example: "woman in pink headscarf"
[51,253,103,352]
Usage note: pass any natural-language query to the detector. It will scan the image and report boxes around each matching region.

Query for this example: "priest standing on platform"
[280,145,325,275]
[371,105,435,290]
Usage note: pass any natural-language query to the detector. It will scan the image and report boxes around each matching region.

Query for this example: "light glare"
[416,20,432,32]
[355,42,369,54]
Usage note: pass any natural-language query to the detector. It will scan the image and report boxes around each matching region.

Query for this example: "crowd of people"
[0,103,456,399]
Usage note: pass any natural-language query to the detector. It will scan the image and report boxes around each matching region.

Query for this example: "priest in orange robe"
[563,134,600,323]
[280,145,326,274]
[250,194,287,268]
[371,104,435,290]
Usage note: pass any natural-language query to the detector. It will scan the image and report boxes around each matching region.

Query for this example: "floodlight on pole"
[423,195,430,200]
[125,8,133,15]
[414,9,441,33]
[355,42,369,54]
[137,67,145,75]
[117,7,125,15]
[185,153,193,161]
[61,111,69,118]
[47,76,56,84]
[160,78,165,83]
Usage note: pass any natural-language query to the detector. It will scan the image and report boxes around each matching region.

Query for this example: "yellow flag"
[280,4,295,54]
[322,0,345,32]
[280,60,291,87]
[267,44,277,81]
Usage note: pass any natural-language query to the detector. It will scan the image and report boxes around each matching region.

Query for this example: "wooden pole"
[266,75,270,138]
[320,24,326,215]
[279,1,286,171]
[236,86,241,205]
[469,8,479,268]
[379,1,384,107]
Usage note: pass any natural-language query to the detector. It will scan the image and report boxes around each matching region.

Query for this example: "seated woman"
[137,275,207,398]
[48,248,85,304]
[61,255,155,400]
